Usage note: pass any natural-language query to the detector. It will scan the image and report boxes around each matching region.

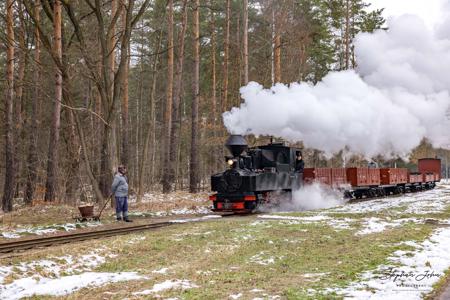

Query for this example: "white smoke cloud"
[258,183,345,212]
[223,15,450,158]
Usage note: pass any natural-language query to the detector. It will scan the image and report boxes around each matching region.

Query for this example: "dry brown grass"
[0,191,211,230]
[0,203,79,228]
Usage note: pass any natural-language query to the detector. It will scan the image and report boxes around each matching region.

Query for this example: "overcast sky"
[370,0,445,28]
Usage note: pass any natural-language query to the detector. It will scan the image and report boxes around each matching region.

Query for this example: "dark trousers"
[115,196,128,218]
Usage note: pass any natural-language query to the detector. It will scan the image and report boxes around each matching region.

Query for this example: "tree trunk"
[243,0,249,85]
[190,0,200,193]
[137,29,163,202]
[274,12,281,84]
[2,0,16,212]
[168,0,188,190]
[44,0,63,202]
[162,0,174,193]
[344,0,350,70]
[235,14,241,106]
[121,7,130,167]
[63,78,81,204]
[221,0,230,112]
[271,7,275,85]
[210,7,220,172]
[24,3,41,205]
[102,0,119,200]
[14,2,27,198]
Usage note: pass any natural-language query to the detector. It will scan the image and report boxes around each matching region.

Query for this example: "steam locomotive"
[209,135,441,213]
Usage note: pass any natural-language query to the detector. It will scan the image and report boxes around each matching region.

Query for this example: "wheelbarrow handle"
[98,197,112,219]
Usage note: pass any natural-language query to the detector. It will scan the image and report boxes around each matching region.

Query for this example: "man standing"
[111,165,132,222]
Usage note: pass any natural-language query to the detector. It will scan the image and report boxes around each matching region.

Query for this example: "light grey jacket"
[111,173,128,197]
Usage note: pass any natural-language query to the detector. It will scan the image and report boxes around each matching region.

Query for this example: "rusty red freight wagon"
[346,168,381,187]
[380,168,408,185]
[331,168,347,187]
[408,173,423,184]
[418,158,441,181]
[303,168,332,185]
[423,173,435,183]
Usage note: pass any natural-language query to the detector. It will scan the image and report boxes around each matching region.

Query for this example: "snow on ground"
[152,267,170,274]
[229,292,243,299]
[327,224,450,299]
[355,217,421,235]
[0,221,102,239]
[130,191,209,204]
[258,214,355,230]
[258,215,330,222]
[130,205,211,217]
[0,248,145,300]
[128,191,212,217]
[1,272,143,300]
[248,252,278,266]
[133,279,199,295]
[328,186,450,215]
[169,215,222,223]
[259,184,450,236]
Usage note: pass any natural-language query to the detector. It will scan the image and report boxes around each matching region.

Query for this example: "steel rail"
[0,221,173,253]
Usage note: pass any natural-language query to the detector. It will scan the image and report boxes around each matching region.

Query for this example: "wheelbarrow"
[76,197,112,222]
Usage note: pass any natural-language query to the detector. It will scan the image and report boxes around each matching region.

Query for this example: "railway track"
[0,221,173,254]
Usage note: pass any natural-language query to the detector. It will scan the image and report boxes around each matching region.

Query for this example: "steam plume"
[223,15,450,157]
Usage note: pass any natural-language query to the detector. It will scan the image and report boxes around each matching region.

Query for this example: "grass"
[17,215,430,300]
[1,189,450,299]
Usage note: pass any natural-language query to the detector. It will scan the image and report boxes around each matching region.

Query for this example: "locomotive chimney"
[225,135,248,157]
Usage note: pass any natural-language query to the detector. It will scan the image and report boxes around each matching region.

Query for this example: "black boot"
[124,217,133,222]
[116,216,122,221]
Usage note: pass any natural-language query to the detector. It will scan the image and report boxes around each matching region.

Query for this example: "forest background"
[0,0,445,212]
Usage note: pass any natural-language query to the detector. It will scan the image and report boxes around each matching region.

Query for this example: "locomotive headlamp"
[227,159,234,166]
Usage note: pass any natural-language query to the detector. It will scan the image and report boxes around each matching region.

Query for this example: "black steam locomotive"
[210,135,302,213]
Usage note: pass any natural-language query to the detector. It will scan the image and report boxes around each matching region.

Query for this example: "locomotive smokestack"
[225,135,248,157]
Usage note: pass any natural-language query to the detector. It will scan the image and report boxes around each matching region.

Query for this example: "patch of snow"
[249,220,268,226]
[328,218,355,230]
[135,191,209,204]
[259,214,330,222]
[133,279,199,295]
[152,267,169,274]
[356,218,420,235]
[303,273,329,278]
[0,272,144,300]
[1,232,20,239]
[0,249,145,299]
[196,270,212,276]
[328,225,450,299]
[229,292,243,299]
[169,215,221,223]
[1,222,102,239]
[328,188,450,215]
[127,236,146,244]
[258,214,354,231]
[248,252,278,266]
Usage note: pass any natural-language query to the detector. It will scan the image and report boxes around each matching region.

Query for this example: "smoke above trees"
[223,15,450,158]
